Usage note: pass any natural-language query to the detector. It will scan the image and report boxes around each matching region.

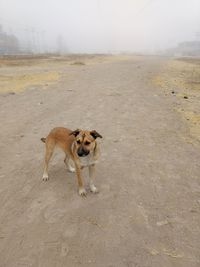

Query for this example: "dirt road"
[0,55,200,267]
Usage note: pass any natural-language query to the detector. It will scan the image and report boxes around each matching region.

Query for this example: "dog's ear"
[90,130,102,139]
[69,129,80,137]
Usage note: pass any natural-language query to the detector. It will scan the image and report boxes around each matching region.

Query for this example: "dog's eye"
[77,140,81,144]
[85,141,91,145]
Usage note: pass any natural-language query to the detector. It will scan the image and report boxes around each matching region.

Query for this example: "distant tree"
[0,24,20,54]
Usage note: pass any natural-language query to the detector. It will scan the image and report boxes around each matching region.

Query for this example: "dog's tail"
[41,137,46,143]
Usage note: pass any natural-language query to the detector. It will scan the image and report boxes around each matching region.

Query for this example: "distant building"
[0,25,20,54]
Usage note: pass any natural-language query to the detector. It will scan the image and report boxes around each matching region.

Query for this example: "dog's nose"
[78,151,84,157]
[77,148,89,157]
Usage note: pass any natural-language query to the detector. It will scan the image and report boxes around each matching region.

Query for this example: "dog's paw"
[78,187,87,197]
[42,175,49,181]
[90,184,99,194]
[68,166,75,173]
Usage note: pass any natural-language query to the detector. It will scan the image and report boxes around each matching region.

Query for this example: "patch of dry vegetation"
[0,71,60,93]
[0,54,140,94]
[153,57,200,142]
[152,58,200,93]
[71,61,86,66]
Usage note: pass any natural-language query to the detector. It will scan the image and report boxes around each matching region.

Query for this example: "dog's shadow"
[48,162,97,192]
[45,150,74,185]
[42,150,106,196]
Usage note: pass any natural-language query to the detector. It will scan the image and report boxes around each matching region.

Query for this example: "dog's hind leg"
[42,140,55,181]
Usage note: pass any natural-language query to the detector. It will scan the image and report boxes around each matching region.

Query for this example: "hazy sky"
[1,0,200,53]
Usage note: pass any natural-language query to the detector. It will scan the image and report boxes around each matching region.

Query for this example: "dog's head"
[70,129,102,157]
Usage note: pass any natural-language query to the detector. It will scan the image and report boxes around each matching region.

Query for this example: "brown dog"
[41,127,102,196]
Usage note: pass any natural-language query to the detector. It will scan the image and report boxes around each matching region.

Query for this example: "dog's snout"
[84,150,89,156]
[77,147,89,157]
[77,150,84,157]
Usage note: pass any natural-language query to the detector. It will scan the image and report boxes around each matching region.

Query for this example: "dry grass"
[153,57,200,143]
[152,58,200,93]
[71,61,86,66]
[0,71,60,93]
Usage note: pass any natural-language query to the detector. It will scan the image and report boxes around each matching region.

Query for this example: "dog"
[41,127,102,196]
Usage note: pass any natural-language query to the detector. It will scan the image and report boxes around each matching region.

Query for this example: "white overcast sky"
[0,0,200,53]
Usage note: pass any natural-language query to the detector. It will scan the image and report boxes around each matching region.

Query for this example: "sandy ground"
[0,55,200,267]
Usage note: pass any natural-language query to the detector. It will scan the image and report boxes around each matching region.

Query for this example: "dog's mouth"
[79,153,89,157]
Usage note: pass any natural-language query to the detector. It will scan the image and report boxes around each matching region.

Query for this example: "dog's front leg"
[89,164,98,193]
[74,162,87,196]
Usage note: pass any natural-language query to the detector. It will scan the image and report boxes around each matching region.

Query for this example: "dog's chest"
[79,153,97,167]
